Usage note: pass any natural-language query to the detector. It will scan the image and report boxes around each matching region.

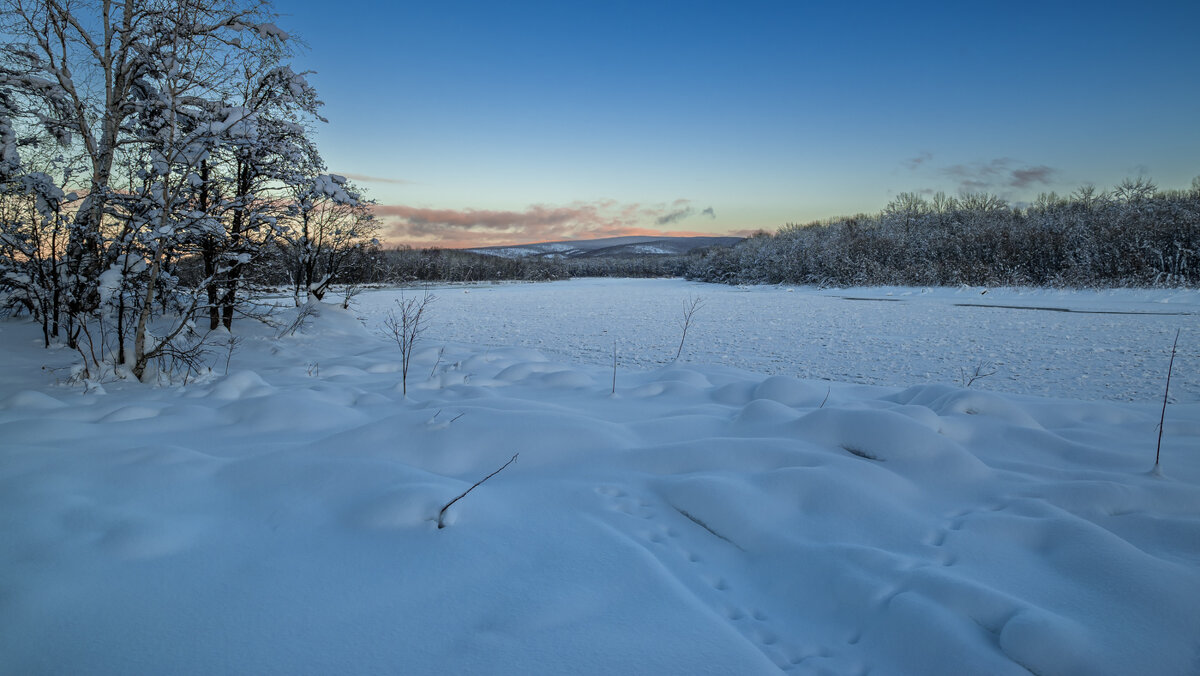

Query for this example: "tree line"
[683,179,1199,288]
[218,245,693,290]
[348,178,1200,291]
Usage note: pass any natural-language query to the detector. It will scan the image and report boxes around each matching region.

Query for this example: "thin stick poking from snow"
[611,340,617,395]
[430,346,445,378]
[1154,328,1180,474]
[675,295,704,361]
[437,453,519,529]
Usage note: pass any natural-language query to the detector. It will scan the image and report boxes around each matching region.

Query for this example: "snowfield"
[390,278,1199,403]
[1,279,1198,675]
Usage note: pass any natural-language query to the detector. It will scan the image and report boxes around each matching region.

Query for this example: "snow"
[465,243,582,259]
[1,279,1197,675]
[367,279,1198,403]
[308,173,357,205]
[629,244,673,254]
[254,22,290,42]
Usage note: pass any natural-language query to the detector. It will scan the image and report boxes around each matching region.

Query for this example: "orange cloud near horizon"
[372,200,742,249]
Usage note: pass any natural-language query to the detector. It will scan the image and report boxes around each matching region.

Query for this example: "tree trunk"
[198,161,221,330]
[203,238,219,330]
[131,242,164,381]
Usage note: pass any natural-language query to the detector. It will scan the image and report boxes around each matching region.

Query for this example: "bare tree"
[674,294,704,361]
[382,291,435,396]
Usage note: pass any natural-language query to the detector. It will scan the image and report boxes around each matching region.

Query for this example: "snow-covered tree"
[278,173,378,304]
[685,179,1199,288]
[0,168,79,345]
[0,0,284,318]
[0,0,354,381]
[197,60,326,329]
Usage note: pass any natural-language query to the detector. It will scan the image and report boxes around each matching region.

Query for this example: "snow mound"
[206,370,275,399]
[789,406,991,477]
[494,361,593,388]
[1,389,68,409]
[998,610,1095,676]
[732,397,800,426]
[652,368,713,388]
[752,374,825,407]
[892,385,1044,429]
[99,405,162,422]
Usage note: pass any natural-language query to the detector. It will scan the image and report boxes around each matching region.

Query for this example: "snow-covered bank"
[2,280,1198,675]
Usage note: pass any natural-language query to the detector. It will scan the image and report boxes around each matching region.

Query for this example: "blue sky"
[283,1,1200,248]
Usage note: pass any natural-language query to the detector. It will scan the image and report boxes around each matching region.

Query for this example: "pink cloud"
[373,200,729,249]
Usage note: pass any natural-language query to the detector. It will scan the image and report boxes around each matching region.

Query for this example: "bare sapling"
[437,453,519,529]
[959,360,996,388]
[1153,328,1181,475]
[675,295,704,361]
[430,345,446,378]
[224,334,242,375]
[277,303,318,338]
[342,283,364,310]
[611,340,618,395]
[383,291,435,396]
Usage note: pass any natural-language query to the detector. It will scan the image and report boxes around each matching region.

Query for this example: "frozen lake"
[354,278,1198,403]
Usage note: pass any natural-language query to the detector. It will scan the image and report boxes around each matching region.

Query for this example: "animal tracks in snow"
[594,484,863,673]
[594,484,656,520]
[922,502,1010,568]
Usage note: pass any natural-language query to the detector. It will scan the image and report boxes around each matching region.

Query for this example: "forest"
[683,181,1200,288]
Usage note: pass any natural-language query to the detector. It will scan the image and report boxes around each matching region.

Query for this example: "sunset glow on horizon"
[368,199,755,249]
[284,1,1200,249]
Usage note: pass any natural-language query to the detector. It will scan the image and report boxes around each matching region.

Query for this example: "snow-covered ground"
[371,278,1199,403]
[2,279,1198,675]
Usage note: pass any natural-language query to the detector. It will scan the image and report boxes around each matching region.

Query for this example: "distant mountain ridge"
[466,235,743,259]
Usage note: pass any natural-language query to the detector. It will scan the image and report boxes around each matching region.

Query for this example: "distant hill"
[466,235,743,259]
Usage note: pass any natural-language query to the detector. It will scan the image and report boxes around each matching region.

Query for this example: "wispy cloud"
[374,199,724,248]
[941,158,1057,193]
[653,202,717,226]
[904,152,934,171]
[1008,165,1056,188]
[336,172,414,185]
[903,153,1058,195]
[656,207,695,225]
